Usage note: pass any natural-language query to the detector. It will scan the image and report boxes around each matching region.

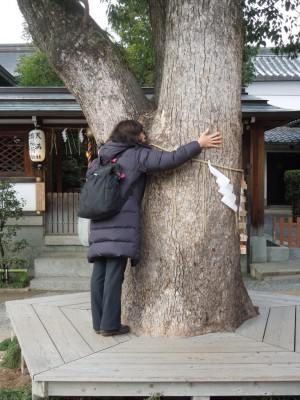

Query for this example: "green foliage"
[0,338,12,351]
[19,1,300,87]
[0,387,31,400]
[284,170,300,221]
[242,45,259,86]
[0,270,29,289]
[15,49,63,86]
[0,181,29,274]
[105,0,300,86]
[243,0,300,56]
[107,0,154,86]
[1,338,21,369]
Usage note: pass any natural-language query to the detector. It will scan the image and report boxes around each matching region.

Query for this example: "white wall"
[247,81,300,110]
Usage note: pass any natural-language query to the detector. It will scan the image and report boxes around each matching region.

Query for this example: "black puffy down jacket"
[87,140,201,263]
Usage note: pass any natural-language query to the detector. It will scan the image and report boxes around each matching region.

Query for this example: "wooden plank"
[74,193,79,234]
[60,307,124,352]
[5,303,64,376]
[263,306,295,351]
[5,291,89,306]
[75,351,300,365]
[69,192,74,234]
[53,193,58,234]
[235,307,269,341]
[192,397,209,400]
[279,217,285,245]
[62,192,68,234]
[34,362,300,382]
[33,304,93,363]
[43,380,300,397]
[36,182,45,211]
[9,290,300,400]
[63,302,91,310]
[45,192,53,233]
[249,290,300,307]
[58,193,63,234]
[288,218,293,247]
[99,334,286,353]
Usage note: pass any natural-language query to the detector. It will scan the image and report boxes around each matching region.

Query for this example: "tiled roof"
[265,126,300,143]
[0,87,82,116]
[0,44,35,76]
[253,48,300,81]
[0,65,15,86]
[241,93,298,117]
[0,87,298,121]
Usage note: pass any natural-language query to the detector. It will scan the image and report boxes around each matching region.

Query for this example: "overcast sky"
[0,0,109,44]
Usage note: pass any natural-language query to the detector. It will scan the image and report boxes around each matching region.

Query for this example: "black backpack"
[77,152,129,220]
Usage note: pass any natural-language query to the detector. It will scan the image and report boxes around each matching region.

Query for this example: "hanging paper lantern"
[28,128,46,162]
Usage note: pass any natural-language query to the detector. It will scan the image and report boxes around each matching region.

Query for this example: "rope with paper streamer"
[151,143,245,211]
[151,144,248,253]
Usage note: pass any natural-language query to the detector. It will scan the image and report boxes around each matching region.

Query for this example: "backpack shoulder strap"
[99,148,130,166]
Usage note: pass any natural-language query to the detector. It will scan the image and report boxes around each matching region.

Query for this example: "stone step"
[34,252,92,278]
[250,259,300,281]
[29,276,90,291]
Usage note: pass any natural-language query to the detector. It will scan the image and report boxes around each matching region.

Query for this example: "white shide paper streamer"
[208,161,238,212]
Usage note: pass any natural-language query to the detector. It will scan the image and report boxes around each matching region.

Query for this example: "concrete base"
[240,254,247,274]
[251,236,267,262]
[290,248,300,260]
[45,235,82,246]
[30,251,92,291]
[267,245,289,262]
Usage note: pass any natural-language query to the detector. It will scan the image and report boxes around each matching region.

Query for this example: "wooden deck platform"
[6,290,300,399]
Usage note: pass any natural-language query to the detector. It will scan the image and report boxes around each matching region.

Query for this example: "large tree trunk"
[122,0,257,337]
[18,0,257,337]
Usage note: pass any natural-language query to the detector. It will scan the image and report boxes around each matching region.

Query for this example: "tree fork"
[18,0,153,140]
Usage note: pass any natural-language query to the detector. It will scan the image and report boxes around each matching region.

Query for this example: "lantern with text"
[29,128,46,163]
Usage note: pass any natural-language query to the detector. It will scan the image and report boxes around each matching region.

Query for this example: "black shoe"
[99,324,130,336]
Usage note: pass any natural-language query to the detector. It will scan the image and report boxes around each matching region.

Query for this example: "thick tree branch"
[17,0,153,141]
[148,0,167,102]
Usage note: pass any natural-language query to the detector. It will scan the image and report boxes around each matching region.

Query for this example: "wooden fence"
[273,217,300,247]
[45,192,79,234]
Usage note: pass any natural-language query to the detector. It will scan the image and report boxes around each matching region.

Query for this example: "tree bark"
[122,0,257,337]
[18,0,257,337]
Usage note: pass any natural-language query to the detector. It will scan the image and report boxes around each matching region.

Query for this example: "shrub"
[0,181,29,286]
[0,386,31,400]
[284,170,300,222]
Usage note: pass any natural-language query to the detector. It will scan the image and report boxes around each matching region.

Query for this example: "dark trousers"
[90,256,127,331]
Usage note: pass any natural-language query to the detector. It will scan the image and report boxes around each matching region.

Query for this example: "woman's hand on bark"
[198,129,222,148]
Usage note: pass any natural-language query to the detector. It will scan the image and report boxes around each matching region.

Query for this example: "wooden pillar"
[250,121,265,237]
[56,131,63,193]
[45,130,53,193]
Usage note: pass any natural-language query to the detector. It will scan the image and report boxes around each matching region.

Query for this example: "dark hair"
[108,120,144,143]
